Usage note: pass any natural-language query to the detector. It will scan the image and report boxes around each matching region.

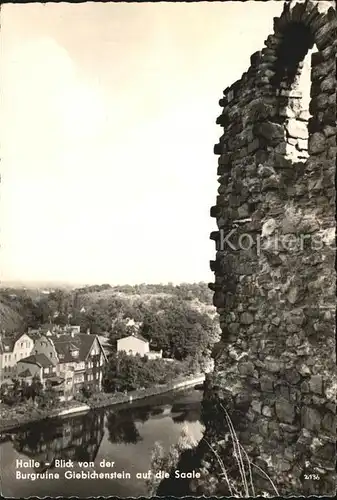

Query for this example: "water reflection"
[11,398,203,466]
[106,410,142,444]
[12,410,105,467]
[171,401,203,423]
[1,389,204,498]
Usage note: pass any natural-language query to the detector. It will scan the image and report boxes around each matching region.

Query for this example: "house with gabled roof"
[33,331,108,399]
[117,332,162,359]
[0,331,38,385]
[17,353,56,387]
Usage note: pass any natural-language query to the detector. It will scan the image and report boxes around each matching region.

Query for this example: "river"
[0,388,204,497]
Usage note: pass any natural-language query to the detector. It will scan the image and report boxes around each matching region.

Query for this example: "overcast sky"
[0,1,283,286]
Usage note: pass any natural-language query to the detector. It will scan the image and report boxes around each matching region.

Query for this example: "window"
[96,373,99,380]
[4,355,7,362]
[52,366,56,373]
[44,367,50,374]
[14,354,16,360]
[21,342,23,348]
[50,352,53,358]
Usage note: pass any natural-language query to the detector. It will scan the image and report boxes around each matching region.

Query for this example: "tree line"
[0,375,58,409]
[0,284,218,365]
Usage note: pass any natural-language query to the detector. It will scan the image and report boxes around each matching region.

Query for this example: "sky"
[0,1,285,286]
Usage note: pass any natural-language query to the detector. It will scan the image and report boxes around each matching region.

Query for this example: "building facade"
[117,333,162,359]
[17,353,56,386]
[0,332,35,384]
[33,332,107,399]
[117,334,150,357]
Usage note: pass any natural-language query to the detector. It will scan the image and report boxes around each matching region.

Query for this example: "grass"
[203,403,279,497]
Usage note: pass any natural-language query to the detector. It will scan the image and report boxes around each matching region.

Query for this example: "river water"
[0,388,204,497]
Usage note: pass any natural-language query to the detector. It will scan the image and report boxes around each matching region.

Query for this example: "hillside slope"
[0,283,217,337]
[0,301,25,333]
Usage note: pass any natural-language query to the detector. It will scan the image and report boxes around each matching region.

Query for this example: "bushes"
[36,386,59,410]
[80,383,95,400]
[102,352,194,394]
[147,423,198,495]
[0,375,58,410]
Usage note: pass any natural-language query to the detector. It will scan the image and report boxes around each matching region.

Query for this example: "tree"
[80,383,94,400]
[102,352,121,392]
[36,384,58,409]
[30,374,44,401]
[20,380,31,401]
[147,424,197,495]
[0,377,25,405]
[108,320,128,349]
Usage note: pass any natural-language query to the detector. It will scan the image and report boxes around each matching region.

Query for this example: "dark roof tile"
[51,333,97,363]
[18,368,33,378]
[19,353,54,368]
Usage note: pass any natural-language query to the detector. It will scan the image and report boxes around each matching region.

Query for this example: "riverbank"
[0,399,90,434]
[0,387,204,498]
[0,374,205,433]
[84,373,205,409]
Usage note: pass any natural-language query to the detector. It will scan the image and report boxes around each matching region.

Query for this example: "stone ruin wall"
[203,1,336,496]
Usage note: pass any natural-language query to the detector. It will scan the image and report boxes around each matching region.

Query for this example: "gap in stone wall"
[283,45,317,162]
[271,22,317,163]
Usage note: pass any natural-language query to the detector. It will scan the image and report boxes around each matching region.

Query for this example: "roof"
[0,337,15,353]
[117,333,148,344]
[135,333,147,342]
[26,330,42,341]
[18,368,33,378]
[50,333,98,363]
[0,331,36,354]
[18,353,54,368]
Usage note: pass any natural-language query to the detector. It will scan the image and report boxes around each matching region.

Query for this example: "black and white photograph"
[0,0,336,497]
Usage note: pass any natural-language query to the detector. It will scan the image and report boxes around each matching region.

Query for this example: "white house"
[0,332,36,384]
[117,333,162,359]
